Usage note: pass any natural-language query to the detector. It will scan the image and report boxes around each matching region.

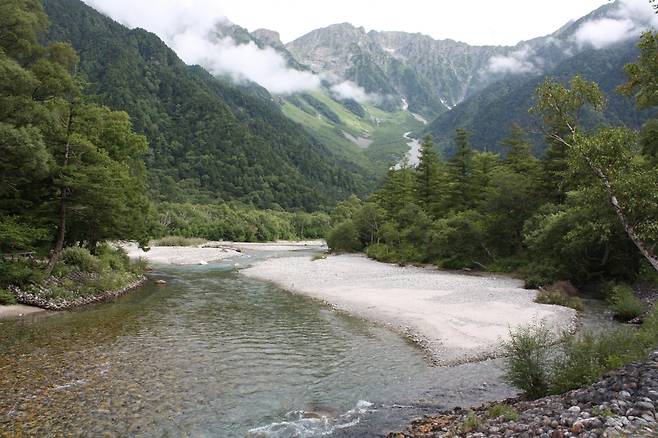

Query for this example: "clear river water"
[0,251,530,437]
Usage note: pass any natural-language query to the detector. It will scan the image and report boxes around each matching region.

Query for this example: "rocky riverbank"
[390,351,658,437]
[10,275,147,310]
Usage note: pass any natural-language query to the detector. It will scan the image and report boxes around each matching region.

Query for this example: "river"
[0,249,521,437]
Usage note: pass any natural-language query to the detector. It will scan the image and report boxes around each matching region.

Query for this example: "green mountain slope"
[426,41,651,155]
[42,0,372,210]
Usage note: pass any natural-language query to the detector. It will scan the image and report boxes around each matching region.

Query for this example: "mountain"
[42,0,372,211]
[286,23,445,118]
[426,42,652,155]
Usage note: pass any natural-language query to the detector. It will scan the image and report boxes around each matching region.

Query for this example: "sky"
[82,0,657,96]
[215,0,611,46]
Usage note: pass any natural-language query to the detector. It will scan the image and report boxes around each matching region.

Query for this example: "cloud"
[574,0,658,49]
[82,0,321,94]
[329,80,374,102]
[488,45,540,74]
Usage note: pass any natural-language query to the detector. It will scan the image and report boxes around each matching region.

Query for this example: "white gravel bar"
[241,254,577,365]
[124,240,326,265]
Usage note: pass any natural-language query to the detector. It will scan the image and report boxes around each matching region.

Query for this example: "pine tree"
[446,128,476,211]
[414,135,445,217]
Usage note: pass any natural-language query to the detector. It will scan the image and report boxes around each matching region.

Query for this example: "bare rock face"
[251,28,284,48]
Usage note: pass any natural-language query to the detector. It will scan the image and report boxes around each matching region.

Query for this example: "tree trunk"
[45,190,67,276]
[45,107,74,277]
[552,133,658,273]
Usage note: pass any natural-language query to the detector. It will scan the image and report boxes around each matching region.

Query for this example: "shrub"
[152,236,207,247]
[535,286,584,311]
[608,284,645,321]
[487,404,519,421]
[97,244,130,271]
[326,221,362,253]
[0,289,16,305]
[365,243,397,263]
[502,323,553,399]
[130,257,150,274]
[503,311,658,399]
[61,246,101,272]
[461,411,482,433]
[0,259,43,287]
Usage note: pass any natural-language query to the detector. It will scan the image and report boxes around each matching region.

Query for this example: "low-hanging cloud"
[329,80,375,102]
[82,0,321,94]
[488,45,541,74]
[574,0,658,49]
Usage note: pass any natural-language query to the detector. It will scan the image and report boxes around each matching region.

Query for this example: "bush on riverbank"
[607,284,645,321]
[502,306,658,399]
[0,289,16,305]
[6,246,148,307]
[535,282,584,311]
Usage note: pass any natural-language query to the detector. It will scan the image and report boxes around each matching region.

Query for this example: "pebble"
[391,349,658,437]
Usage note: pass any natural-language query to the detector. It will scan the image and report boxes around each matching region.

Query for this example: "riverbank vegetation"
[503,304,658,399]
[153,202,330,243]
[0,0,156,305]
[326,32,658,295]
[0,1,334,307]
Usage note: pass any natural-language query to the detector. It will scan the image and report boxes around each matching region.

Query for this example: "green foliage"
[152,236,207,247]
[503,309,658,398]
[96,244,130,272]
[61,246,101,273]
[155,202,329,242]
[327,221,363,253]
[0,289,17,305]
[608,284,645,321]
[43,0,371,210]
[501,323,553,399]
[487,404,519,422]
[461,411,482,433]
[0,259,43,288]
[535,288,584,311]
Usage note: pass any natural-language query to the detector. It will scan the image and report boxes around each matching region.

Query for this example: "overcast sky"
[82,0,656,96]
[218,0,611,45]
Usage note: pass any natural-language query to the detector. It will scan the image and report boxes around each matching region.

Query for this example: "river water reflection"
[0,256,516,437]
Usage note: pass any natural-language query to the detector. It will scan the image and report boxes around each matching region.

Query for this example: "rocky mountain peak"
[251,28,283,47]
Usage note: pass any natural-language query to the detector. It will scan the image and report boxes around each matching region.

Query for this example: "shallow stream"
[0,250,613,437]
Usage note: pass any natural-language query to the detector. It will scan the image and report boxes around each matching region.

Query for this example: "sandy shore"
[124,240,326,265]
[241,254,576,365]
[0,304,46,319]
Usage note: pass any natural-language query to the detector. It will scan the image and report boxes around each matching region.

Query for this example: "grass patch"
[461,411,482,433]
[487,404,519,421]
[535,288,584,311]
[151,236,207,247]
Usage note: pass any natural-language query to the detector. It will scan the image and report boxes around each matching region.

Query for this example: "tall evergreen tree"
[446,128,476,211]
[414,135,445,217]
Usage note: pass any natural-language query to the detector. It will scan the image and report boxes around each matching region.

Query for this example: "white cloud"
[82,0,321,94]
[574,0,658,49]
[488,45,540,74]
[329,80,373,102]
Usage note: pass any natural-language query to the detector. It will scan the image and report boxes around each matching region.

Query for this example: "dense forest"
[41,0,373,211]
[327,32,658,291]
[427,40,654,155]
[0,0,332,304]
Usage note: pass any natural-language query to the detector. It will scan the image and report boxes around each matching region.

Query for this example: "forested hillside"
[327,32,658,291]
[42,0,373,210]
[427,40,652,155]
